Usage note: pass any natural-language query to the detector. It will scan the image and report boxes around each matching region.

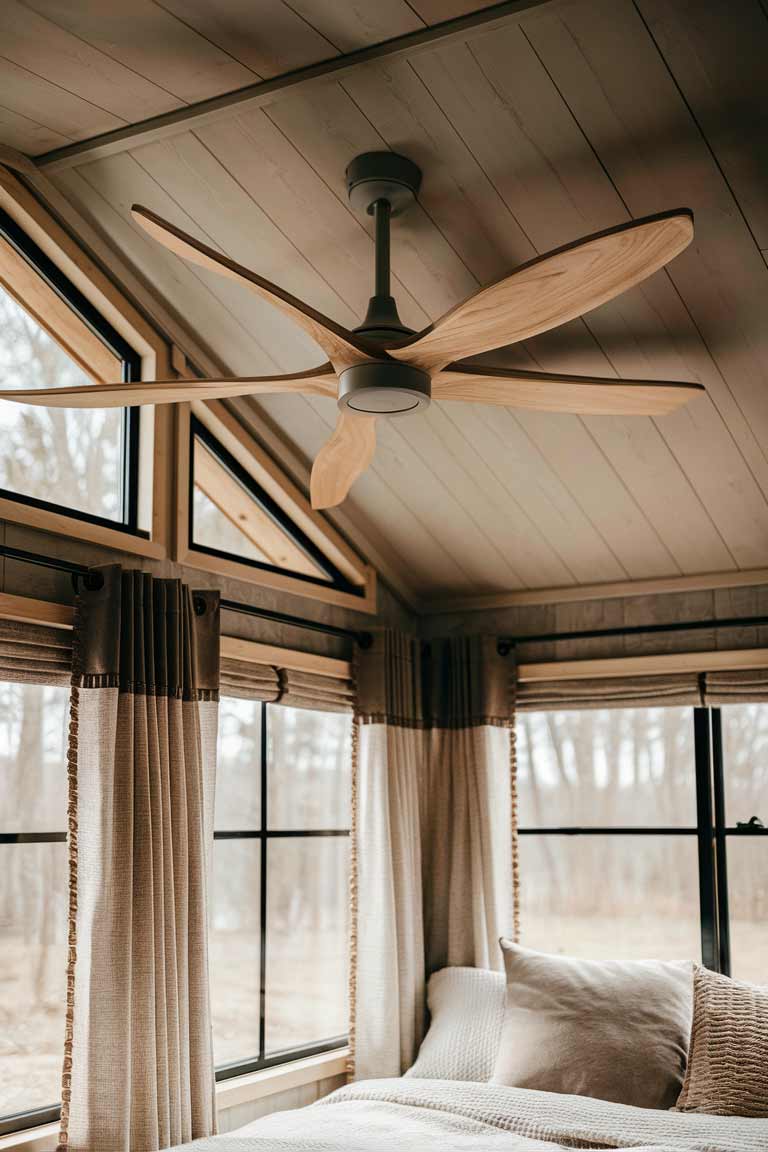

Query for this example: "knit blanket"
[174,1078,768,1151]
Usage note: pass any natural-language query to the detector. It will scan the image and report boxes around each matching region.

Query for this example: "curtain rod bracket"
[497,640,515,657]
[70,570,104,594]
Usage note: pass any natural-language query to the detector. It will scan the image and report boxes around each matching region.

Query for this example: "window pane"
[726,838,767,984]
[720,704,768,827]
[266,837,348,1053]
[192,434,328,581]
[0,286,125,521]
[0,843,67,1118]
[210,840,261,1067]
[0,683,68,833]
[519,834,701,962]
[215,697,261,832]
[267,707,351,830]
[517,708,696,828]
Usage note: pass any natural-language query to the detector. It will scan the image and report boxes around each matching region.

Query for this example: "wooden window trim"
[177,401,377,615]
[0,166,171,559]
[0,1048,349,1150]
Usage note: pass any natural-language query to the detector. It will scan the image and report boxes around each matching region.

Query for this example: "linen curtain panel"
[59,566,220,1152]
[350,632,517,1080]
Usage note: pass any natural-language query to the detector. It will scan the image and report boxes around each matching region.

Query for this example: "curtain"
[350,631,517,1080]
[59,566,220,1152]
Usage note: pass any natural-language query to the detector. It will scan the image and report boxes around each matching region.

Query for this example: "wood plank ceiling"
[2,0,768,604]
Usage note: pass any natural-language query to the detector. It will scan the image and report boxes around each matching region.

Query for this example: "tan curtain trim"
[509,663,520,945]
[72,672,219,701]
[346,710,360,1083]
[58,603,83,1151]
[356,713,514,729]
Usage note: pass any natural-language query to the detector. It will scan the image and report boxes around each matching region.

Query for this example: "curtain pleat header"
[73,566,220,699]
[355,631,515,727]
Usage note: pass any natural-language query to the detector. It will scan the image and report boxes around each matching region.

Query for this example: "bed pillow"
[492,940,693,1109]
[675,964,768,1117]
[406,965,506,1081]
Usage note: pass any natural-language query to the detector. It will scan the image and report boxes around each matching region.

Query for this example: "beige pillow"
[492,940,693,1109]
[675,964,768,1118]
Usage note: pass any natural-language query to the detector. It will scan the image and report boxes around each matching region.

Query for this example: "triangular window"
[190,417,352,591]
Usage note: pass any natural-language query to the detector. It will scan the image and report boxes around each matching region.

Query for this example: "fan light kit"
[0,151,704,510]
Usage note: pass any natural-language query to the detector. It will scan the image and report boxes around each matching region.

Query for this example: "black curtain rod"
[0,544,372,648]
[498,614,768,655]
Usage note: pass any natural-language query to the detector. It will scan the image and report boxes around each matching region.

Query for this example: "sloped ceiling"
[3,0,768,605]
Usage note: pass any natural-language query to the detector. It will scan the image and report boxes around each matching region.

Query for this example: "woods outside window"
[211,698,351,1079]
[0,207,143,534]
[516,705,767,980]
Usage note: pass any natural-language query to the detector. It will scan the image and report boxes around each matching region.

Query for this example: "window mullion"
[693,707,719,971]
[710,709,731,976]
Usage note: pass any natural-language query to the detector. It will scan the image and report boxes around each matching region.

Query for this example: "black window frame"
[188,416,362,598]
[0,207,144,535]
[213,697,350,1082]
[518,704,768,974]
[5,701,764,1137]
[0,695,351,1137]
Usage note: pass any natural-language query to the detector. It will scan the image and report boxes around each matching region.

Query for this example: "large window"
[210,698,351,1077]
[0,209,141,531]
[0,682,69,1132]
[517,705,767,975]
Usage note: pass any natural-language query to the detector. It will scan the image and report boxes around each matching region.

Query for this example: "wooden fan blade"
[433,363,704,416]
[310,411,376,509]
[132,205,373,371]
[390,210,694,372]
[0,366,337,408]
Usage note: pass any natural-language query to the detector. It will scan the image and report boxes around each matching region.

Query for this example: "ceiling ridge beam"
[33,0,556,173]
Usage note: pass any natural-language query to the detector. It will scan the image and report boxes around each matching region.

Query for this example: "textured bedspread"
[175,1078,768,1151]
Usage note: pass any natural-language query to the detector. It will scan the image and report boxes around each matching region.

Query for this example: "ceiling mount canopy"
[0,150,704,511]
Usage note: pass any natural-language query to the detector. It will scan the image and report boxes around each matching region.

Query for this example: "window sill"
[0,1048,350,1151]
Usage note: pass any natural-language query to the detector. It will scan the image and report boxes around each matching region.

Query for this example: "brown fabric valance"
[0,618,71,685]
[517,673,702,711]
[356,631,514,727]
[220,653,354,711]
[73,566,219,699]
[704,668,768,704]
[281,669,354,713]
[220,657,281,701]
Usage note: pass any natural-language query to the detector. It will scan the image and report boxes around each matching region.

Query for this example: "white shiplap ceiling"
[3,0,768,604]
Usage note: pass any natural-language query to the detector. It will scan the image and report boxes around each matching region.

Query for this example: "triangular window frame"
[189,415,358,596]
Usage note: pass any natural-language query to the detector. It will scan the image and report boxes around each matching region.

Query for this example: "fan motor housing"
[338,361,431,416]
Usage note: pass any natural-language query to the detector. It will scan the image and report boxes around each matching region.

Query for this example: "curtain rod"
[498,614,768,655]
[0,544,373,648]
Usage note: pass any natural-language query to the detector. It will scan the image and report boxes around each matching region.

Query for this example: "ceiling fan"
[0,152,703,510]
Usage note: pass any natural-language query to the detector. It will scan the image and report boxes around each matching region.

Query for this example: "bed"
[176,1078,768,1151]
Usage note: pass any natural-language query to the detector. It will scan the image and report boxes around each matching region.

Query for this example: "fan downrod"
[343,152,430,416]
